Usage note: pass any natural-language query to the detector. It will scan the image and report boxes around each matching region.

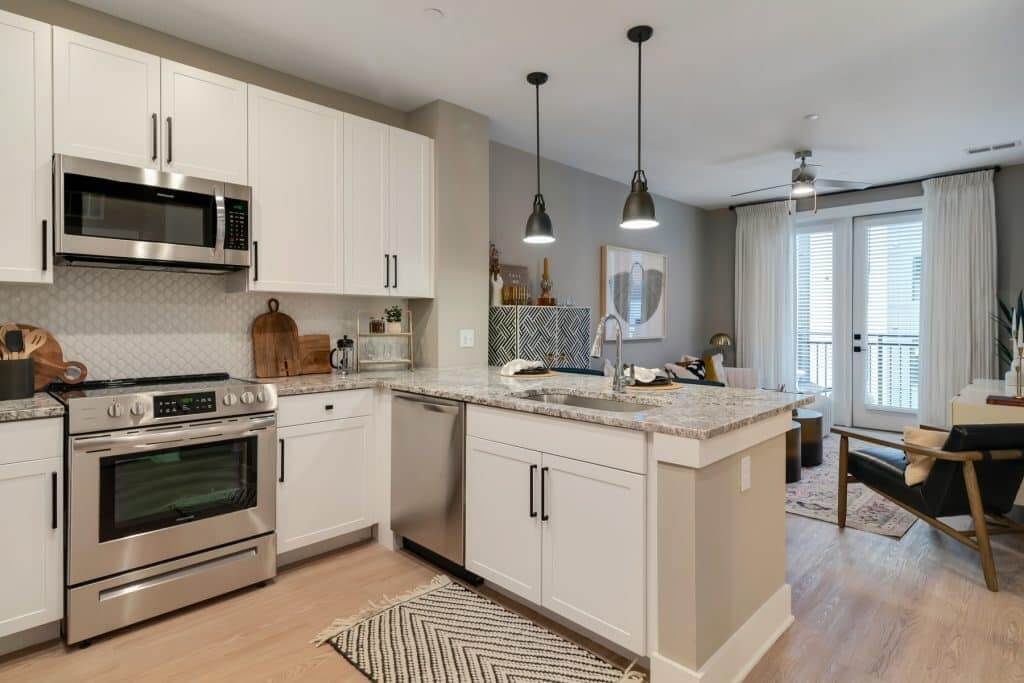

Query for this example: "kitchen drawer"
[277,389,374,427]
[467,405,646,474]
[0,418,62,467]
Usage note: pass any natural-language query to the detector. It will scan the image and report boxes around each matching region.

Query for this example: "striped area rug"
[313,575,643,682]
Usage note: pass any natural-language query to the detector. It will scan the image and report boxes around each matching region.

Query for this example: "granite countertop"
[0,393,65,423]
[253,367,813,440]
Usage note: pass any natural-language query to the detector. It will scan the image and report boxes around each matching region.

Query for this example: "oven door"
[54,154,227,267]
[68,414,276,586]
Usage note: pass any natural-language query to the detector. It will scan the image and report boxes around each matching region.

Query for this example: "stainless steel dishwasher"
[391,392,466,566]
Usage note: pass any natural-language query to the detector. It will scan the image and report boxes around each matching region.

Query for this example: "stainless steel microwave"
[54,154,251,272]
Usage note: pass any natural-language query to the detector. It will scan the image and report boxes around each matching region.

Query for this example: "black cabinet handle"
[385,253,390,288]
[529,464,537,518]
[540,466,549,521]
[151,113,158,161]
[42,219,48,272]
[325,404,334,411]
[393,254,398,289]
[278,438,285,483]
[166,116,173,164]
[51,472,58,530]
[253,241,259,281]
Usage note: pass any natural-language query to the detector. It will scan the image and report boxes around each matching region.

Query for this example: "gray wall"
[490,142,724,368]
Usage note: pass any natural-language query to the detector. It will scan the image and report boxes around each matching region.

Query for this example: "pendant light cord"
[636,39,642,171]
[535,82,541,197]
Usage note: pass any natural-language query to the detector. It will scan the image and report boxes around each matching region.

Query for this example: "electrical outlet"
[459,329,475,348]
[741,455,751,492]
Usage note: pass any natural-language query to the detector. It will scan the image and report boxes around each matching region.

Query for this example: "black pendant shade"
[621,25,658,230]
[524,71,554,244]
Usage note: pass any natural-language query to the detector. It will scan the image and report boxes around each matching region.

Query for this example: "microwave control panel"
[155,391,217,417]
[224,199,249,251]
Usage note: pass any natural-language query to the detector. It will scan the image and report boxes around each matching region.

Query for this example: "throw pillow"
[902,427,946,486]
[703,353,726,385]
[678,357,706,381]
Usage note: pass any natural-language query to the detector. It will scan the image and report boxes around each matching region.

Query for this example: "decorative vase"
[386,321,402,334]
[491,272,504,307]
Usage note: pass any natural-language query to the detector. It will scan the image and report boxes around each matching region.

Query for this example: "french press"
[330,335,355,374]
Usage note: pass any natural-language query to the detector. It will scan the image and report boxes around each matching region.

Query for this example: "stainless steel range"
[52,373,278,645]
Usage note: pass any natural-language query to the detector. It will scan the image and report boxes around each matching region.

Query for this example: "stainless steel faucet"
[590,314,628,392]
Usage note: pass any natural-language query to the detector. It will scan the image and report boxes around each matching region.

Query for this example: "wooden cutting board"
[14,324,89,391]
[251,299,303,378]
[627,381,683,392]
[298,334,332,375]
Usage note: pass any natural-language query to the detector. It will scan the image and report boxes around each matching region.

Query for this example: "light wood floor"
[1,511,1022,682]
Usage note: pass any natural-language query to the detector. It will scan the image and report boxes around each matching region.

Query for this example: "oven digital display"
[154,391,216,417]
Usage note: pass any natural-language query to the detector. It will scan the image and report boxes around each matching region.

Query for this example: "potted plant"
[385,306,403,334]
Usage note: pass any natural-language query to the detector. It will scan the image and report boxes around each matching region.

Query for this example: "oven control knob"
[107,402,125,418]
[223,393,238,407]
[256,390,267,403]
[240,391,255,405]
[130,400,146,417]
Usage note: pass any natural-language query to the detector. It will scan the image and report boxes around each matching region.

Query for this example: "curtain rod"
[727,164,1001,211]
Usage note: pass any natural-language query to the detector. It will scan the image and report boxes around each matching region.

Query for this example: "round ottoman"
[793,408,823,467]
[785,421,802,483]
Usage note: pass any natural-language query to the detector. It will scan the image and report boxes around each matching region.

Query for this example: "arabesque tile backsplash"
[0,267,405,380]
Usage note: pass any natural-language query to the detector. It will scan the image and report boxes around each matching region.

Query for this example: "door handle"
[278,438,285,483]
[853,333,862,341]
[385,253,390,288]
[393,254,398,289]
[151,113,158,161]
[540,466,549,521]
[529,464,537,518]
[853,346,862,353]
[166,116,173,164]
[42,219,48,272]
[51,472,58,530]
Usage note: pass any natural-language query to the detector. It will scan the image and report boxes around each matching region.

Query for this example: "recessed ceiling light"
[804,113,820,121]
[423,7,445,21]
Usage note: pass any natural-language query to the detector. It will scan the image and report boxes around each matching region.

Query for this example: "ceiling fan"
[731,150,872,212]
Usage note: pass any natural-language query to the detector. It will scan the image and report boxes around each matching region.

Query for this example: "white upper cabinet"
[160,59,247,183]
[53,27,161,170]
[388,128,434,298]
[248,85,342,294]
[343,114,389,296]
[0,10,52,284]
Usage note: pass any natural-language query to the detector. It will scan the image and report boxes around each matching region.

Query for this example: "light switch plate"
[740,455,751,492]
[459,329,475,348]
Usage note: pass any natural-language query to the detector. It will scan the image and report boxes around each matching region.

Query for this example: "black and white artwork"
[600,245,667,340]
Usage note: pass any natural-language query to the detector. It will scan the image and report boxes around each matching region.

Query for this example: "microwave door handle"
[215,195,226,255]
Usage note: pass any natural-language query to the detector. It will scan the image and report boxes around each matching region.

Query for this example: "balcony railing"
[796,334,833,391]
[796,333,919,410]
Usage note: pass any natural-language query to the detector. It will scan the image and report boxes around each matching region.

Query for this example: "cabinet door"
[248,86,342,293]
[0,458,62,638]
[53,27,161,169]
[465,437,542,603]
[541,452,645,653]
[388,128,433,298]
[161,59,247,183]
[277,416,373,554]
[343,114,389,296]
[0,10,52,284]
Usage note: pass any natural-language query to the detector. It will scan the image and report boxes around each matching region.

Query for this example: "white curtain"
[734,201,795,390]
[919,170,997,427]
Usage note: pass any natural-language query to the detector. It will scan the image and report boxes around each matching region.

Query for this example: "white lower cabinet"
[0,420,63,639]
[276,412,373,554]
[465,436,645,653]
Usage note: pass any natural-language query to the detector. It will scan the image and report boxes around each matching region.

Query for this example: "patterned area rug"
[786,434,918,538]
[314,575,643,682]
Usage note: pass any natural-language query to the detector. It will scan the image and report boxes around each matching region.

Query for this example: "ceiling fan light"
[791,180,815,197]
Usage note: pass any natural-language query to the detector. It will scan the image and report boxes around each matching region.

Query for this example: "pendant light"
[523,71,555,244]
[621,25,658,230]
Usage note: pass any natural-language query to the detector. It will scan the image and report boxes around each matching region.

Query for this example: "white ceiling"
[72,0,1024,209]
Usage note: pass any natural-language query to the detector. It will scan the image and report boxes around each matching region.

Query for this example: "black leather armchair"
[834,424,1024,591]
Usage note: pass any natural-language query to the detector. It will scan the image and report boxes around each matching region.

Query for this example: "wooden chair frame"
[834,426,1024,592]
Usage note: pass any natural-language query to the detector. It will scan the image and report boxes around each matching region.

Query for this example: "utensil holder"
[0,358,35,400]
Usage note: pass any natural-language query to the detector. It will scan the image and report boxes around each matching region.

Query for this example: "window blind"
[795,231,834,391]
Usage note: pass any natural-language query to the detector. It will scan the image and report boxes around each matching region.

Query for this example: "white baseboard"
[650,583,792,683]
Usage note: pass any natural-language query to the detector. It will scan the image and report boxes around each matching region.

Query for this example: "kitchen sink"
[516,392,655,413]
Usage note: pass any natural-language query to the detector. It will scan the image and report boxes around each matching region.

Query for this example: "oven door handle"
[73,415,276,454]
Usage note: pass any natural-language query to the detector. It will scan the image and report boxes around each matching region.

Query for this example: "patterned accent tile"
[516,306,557,363]
[488,306,517,367]
[557,307,592,369]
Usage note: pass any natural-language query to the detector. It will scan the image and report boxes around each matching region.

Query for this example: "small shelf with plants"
[356,306,414,371]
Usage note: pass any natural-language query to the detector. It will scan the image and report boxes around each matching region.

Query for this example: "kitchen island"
[257,367,811,682]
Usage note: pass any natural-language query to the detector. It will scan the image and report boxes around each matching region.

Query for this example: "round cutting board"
[627,381,684,392]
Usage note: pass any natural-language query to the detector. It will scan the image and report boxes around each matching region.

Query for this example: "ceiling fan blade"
[730,183,793,198]
[815,178,872,190]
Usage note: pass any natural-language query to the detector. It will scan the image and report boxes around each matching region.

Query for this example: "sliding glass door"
[794,208,923,431]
